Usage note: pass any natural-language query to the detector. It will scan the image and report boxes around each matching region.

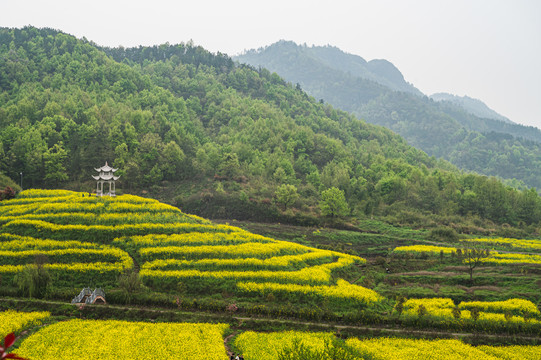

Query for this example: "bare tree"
[462,247,490,283]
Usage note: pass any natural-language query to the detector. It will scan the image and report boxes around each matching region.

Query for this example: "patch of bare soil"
[393,271,461,277]
[224,332,238,357]
[443,266,469,272]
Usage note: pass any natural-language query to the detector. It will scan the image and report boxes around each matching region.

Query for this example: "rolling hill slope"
[0,189,378,317]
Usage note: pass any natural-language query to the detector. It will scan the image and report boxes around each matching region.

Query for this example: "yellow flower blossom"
[0,310,50,337]
[17,319,229,360]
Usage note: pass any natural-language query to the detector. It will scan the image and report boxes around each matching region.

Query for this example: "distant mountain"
[234,41,541,190]
[236,40,422,97]
[430,93,514,124]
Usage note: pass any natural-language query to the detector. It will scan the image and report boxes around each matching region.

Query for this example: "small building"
[92,162,120,197]
[72,288,106,305]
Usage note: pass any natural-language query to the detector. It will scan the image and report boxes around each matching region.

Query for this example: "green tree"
[417,304,427,319]
[218,152,241,179]
[43,143,69,184]
[394,295,406,315]
[13,255,51,298]
[117,269,142,304]
[470,307,480,321]
[275,184,299,210]
[452,306,461,319]
[319,187,349,218]
[161,141,185,180]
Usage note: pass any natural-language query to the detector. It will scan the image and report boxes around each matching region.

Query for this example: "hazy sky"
[2,0,540,128]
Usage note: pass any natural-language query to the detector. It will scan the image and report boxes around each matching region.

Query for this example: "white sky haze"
[2,0,540,128]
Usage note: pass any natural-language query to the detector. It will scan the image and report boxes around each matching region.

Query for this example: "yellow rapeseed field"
[0,310,50,337]
[392,244,541,264]
[234,331,541,360]
[234,330,333,360]
[0,189,368,305]
[16,319,229,360]
[237,278,382,304]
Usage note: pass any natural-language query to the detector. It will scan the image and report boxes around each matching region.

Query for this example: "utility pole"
[20,172,23,190]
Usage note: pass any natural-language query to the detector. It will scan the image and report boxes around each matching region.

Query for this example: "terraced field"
[1,190,541,358]
[0,190,377,309]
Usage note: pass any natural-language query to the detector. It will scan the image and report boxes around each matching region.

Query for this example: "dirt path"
[223,331,238,357]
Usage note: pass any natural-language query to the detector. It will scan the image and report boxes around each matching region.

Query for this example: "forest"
[235,41,541,191]
[1,27,541,233]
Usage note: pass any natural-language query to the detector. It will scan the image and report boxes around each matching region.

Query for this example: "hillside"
[0,190,371,312]
[1,27,541,232]
[1,190,540,358]
[234,41,541,190]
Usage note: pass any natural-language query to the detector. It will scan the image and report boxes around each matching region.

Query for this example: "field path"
[223,331,238,357]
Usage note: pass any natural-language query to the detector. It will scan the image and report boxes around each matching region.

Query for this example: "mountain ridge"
[237,40,422,96]
[430,92,514,124]
[234,40,541,190]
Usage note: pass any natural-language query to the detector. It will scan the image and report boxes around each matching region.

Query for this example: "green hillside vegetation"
[235,41,541,190]
[0,173,20,192]
[2,27,541,234]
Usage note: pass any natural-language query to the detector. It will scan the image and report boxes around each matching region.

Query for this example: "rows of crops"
[393,244,541,264]
[2,190,540,329]
[0,233,132,284]
[234,330,541,360]
[391,240,541,329]
[462,238,541,252]
[399,297,540,326]
[0,190,375,305]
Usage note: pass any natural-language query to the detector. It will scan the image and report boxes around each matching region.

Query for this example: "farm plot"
[0,190,375,308]
[0,310,50,338]
[234,331,541,360]
[16,319,229,360]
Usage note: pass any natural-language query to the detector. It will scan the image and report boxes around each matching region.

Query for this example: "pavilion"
[92,162,120,196]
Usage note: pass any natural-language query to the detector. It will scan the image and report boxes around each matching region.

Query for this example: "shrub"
[428,226,459,242]
[0,186,16,201]
[13,261,51,299]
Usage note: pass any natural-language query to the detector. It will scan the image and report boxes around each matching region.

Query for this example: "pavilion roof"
[92,174,120,181]
[94,161,118,173]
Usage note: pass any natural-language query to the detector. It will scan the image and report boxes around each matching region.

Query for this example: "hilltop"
[234,41,541,190]
[1,27,541,235]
